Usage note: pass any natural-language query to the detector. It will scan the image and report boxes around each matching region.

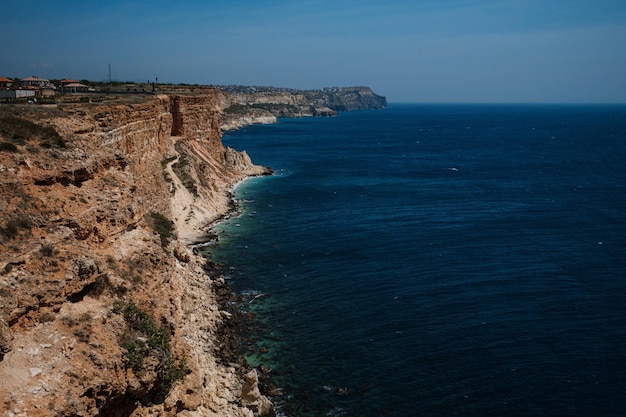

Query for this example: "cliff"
[218,86,387,131]
[0,92,273,416]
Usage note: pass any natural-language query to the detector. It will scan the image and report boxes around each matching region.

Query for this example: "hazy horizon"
[2,0,626,103]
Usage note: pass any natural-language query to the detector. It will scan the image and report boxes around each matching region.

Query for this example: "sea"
[207,104,626,417]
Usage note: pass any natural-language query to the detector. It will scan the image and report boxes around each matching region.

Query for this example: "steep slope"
[0,92,272,417]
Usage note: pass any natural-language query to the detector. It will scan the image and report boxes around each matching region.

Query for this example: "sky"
[2,0,626,103]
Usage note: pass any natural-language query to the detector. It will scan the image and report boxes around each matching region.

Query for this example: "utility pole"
[107,64,112,94]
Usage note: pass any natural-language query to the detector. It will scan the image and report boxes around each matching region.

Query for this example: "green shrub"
[0,115,66,149]
[1,216,32,240]
[146,212,175,247]
[114,300,188,395]
[39,244,55,257]
[222,103,249,114]
[0,142,18,152]
[160,155,177,168]
[39,312,56,323]
[171,145,198,197]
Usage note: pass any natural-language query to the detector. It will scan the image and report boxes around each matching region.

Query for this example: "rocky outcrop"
[241,370,274,416]
[318,86,388,111]
[218,86,386,131]
[0,92,273,416]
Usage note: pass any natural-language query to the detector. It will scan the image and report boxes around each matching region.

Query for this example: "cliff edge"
[218,86,387,131]
[0,91,273,416]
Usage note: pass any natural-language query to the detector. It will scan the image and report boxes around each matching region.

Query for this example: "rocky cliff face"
[319,86,388,111]
[218,86,387,131]
[0,92,272,417]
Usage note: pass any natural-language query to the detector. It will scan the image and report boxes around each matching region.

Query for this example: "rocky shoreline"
[0,92,274,416]
[0,85,385,416]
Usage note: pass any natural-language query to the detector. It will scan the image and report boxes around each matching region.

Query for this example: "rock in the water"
[241,369,274,416]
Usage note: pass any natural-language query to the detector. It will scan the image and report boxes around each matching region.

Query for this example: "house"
[59,78,90,94]
[20,76,53,88]
[0,76,35,98]
[63,82,89,93]
[20,76,54,97]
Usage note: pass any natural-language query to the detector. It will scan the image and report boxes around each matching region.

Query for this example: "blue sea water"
[208,104,626,417]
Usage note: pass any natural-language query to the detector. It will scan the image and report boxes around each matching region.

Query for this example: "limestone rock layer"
[0,91,272,417]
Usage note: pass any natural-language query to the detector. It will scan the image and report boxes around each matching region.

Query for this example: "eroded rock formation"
[0,91,272,416]
[218,86,387,131]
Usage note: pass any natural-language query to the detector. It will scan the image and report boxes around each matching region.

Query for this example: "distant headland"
[0,80,385,416]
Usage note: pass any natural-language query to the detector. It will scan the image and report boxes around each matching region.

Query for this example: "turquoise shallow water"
[208,104,626,417]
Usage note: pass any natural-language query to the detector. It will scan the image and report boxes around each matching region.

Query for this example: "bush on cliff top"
[0,115,66,149]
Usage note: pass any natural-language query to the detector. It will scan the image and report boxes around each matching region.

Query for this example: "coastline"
[195,104,626,417]
[162,115,276,414]
[189,176,266,248]
[0,86,384,416]
[0,94,276,417]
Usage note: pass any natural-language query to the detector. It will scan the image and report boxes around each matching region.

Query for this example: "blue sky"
[2,0,625,102]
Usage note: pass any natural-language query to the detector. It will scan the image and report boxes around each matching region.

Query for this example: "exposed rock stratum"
[0,85,386,416]
[0,91,272,417]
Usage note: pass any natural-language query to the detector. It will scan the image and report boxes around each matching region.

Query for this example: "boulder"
[241,369,274,416]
